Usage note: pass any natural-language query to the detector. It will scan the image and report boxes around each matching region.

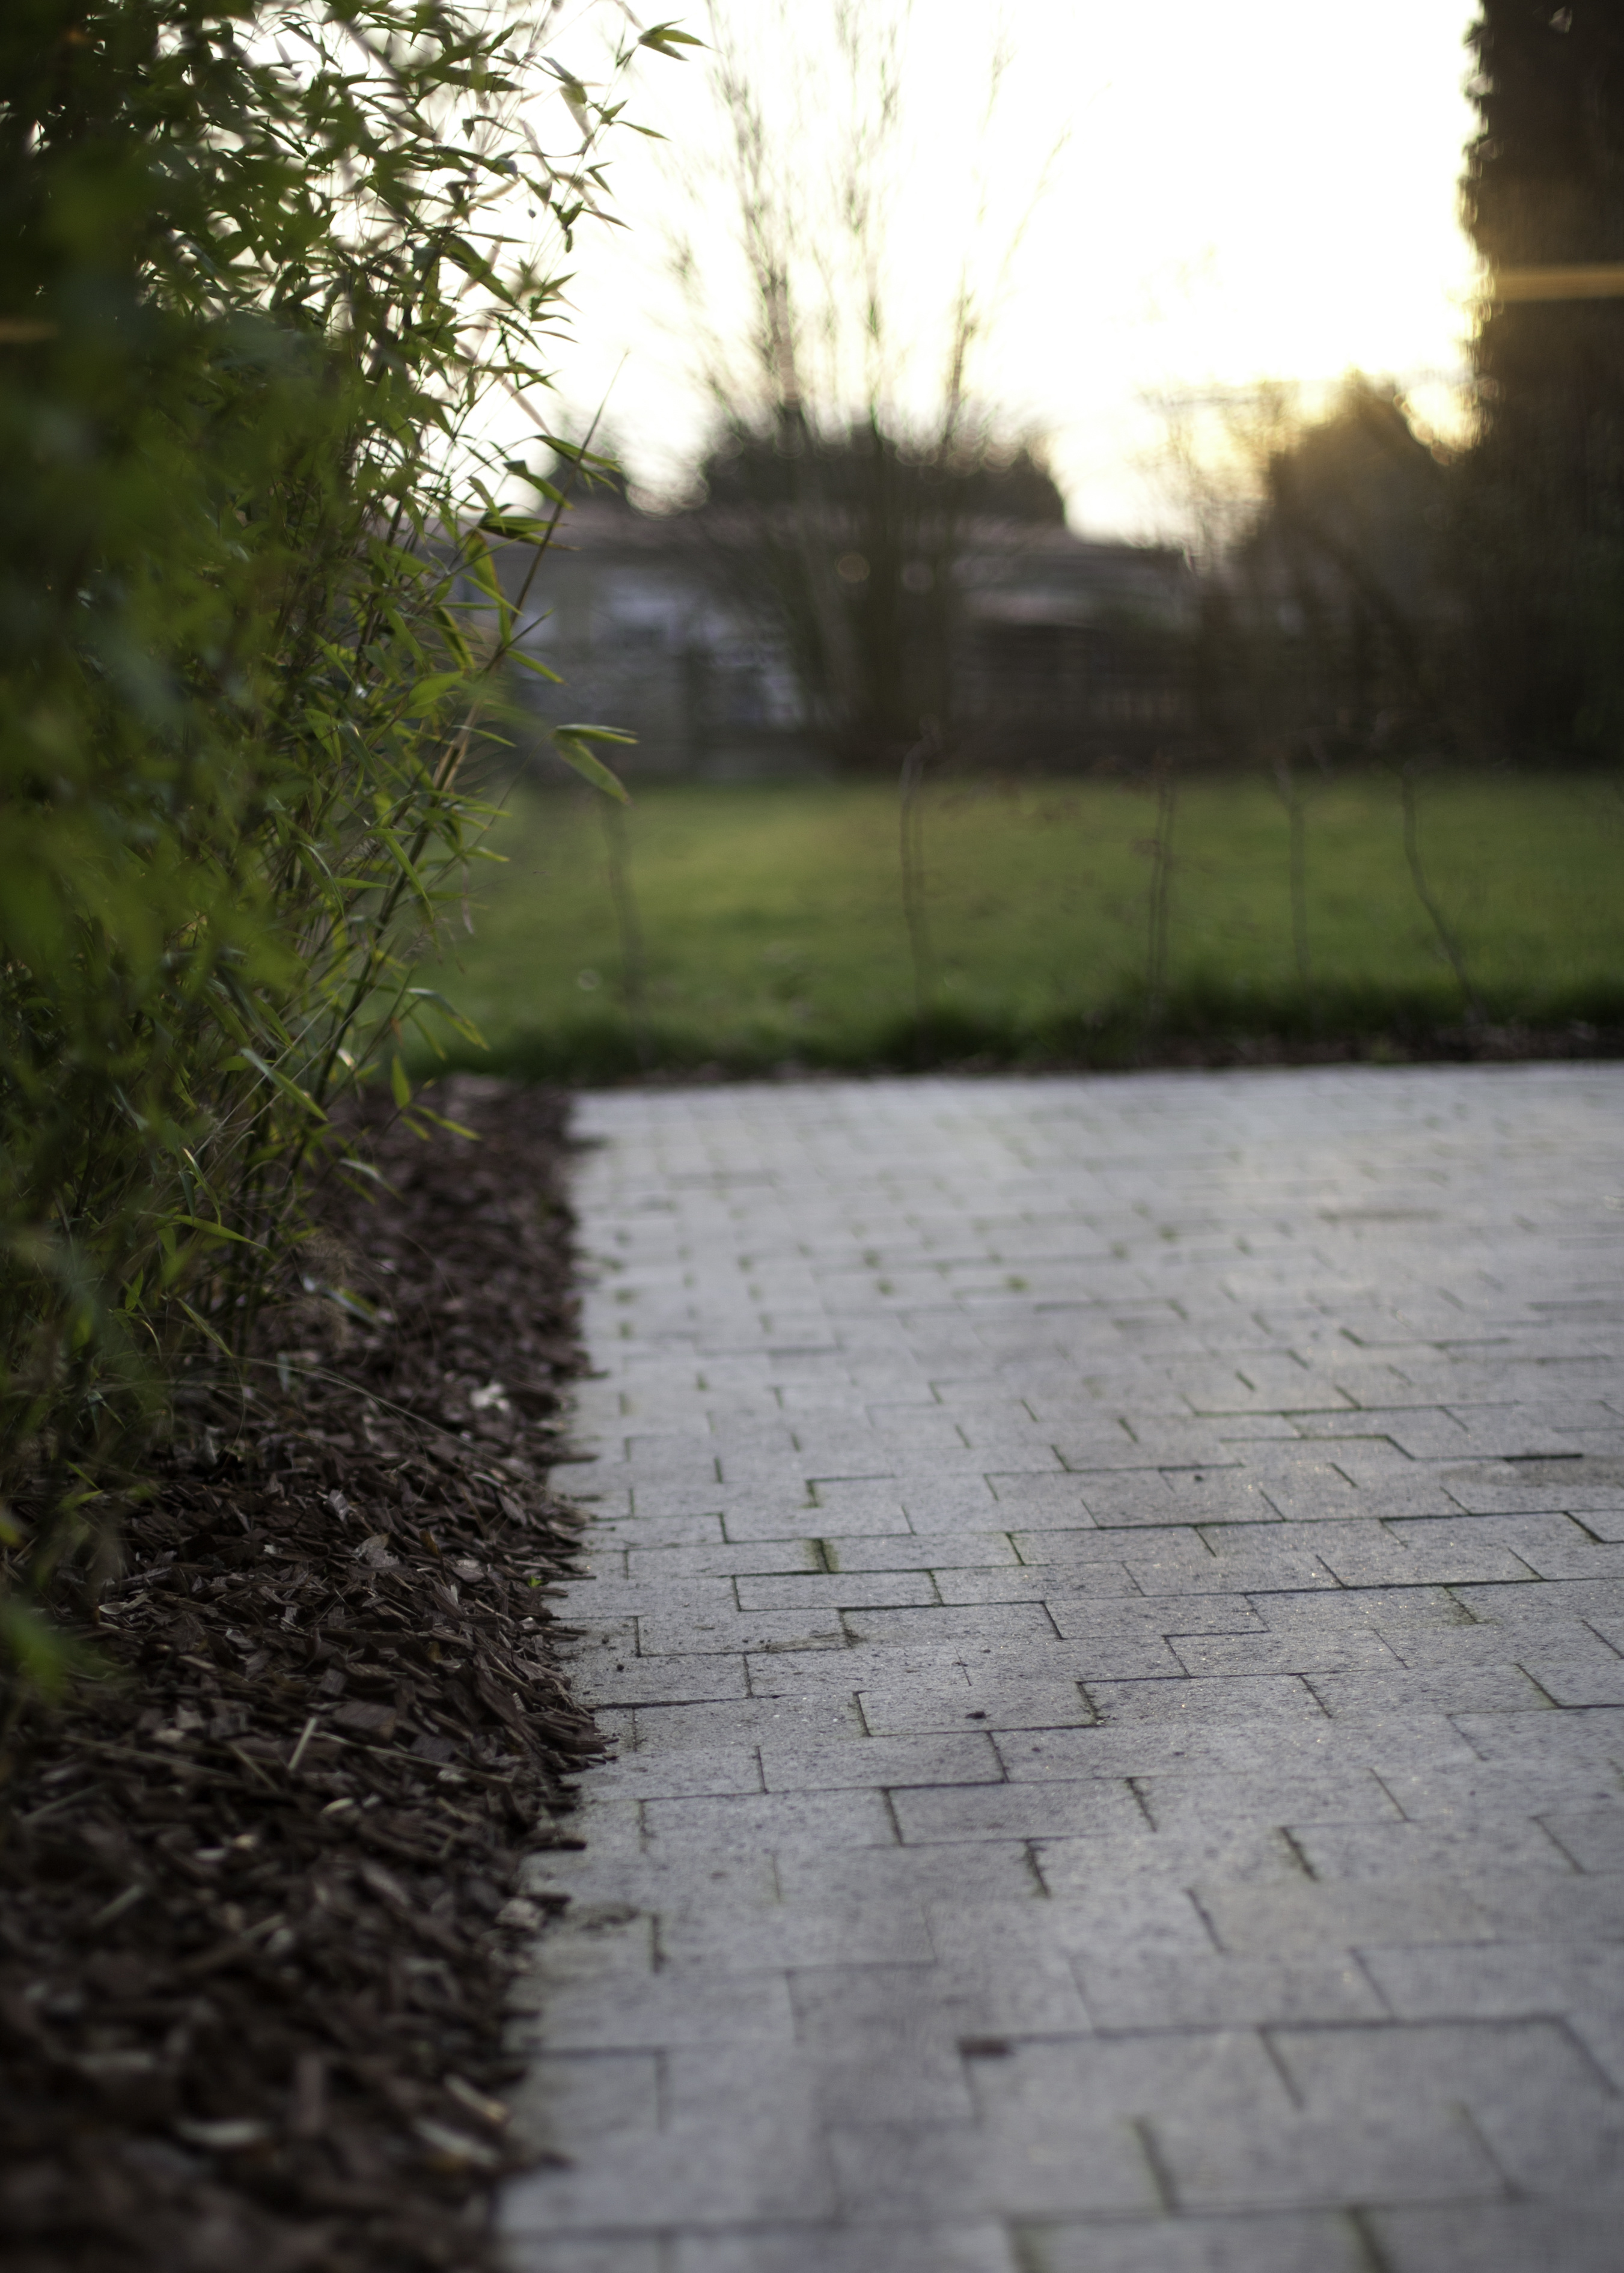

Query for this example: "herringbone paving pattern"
[502,1067,1624,2273]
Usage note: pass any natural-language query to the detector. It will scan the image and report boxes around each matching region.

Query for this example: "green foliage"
[0,0,666,1685]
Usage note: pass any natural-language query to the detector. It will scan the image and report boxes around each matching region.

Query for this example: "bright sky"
[548,0,1483,539]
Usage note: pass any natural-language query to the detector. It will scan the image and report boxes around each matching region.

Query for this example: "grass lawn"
[414,771,1624,1081]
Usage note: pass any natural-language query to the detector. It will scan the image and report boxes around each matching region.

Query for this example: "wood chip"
[0,1081,597,2272]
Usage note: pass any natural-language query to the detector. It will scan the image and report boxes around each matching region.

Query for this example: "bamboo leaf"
[169,1216,266,1250]
[552,731,633,802]
[640,25,706,55]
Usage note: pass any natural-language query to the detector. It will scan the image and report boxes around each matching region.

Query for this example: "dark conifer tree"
[1461,2,1624,756]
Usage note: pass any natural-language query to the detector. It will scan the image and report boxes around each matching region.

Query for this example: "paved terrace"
[502,1067,1624,2273]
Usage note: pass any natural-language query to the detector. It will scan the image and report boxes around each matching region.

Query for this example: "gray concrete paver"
[1368,2204,1624,2273]
[501,1068,1624,2273]
[672,2225,1021,2273]
[1015,2212,1373,2273]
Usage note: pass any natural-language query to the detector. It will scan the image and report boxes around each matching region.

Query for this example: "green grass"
[415,772,1624,1081]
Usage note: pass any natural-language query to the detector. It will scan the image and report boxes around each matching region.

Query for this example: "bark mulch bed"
[0,1079,597,2273]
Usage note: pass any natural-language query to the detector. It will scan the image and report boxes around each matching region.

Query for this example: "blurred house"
[953,523,1197,766]
[493,498,1198,778]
